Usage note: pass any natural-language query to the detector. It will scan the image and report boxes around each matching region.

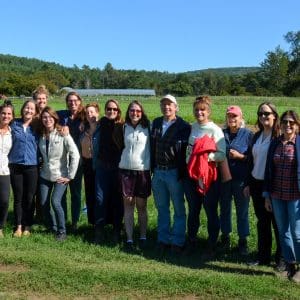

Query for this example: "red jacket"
[187,135,217,195]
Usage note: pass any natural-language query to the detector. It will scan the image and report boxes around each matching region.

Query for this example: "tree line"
[0,31,299,97]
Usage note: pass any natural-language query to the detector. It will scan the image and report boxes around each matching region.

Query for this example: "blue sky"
[1,0,299,73]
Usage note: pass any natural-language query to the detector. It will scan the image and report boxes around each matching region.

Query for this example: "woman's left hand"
[57,177,70,185]
[265,198,272,212]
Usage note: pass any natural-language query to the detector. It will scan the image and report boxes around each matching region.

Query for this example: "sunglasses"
[129,109,142,114]
[257,111,273,117]
[106,107,118,112]
[281,119,296,126]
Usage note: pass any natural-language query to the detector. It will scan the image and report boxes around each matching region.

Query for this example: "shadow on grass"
[77,226,274,277]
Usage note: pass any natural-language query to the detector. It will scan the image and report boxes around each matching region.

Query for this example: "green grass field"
[1,96,300,299]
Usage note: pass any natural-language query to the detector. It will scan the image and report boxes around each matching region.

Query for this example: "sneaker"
[56,232,67,242]
[238,238,248,256]
[275,258,287,273]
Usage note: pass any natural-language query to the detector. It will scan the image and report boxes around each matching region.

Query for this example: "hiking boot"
[238,238,248,256]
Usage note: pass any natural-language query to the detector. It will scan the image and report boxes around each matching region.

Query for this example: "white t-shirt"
[251,132,271,180]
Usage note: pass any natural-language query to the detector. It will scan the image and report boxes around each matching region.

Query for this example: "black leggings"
[0,175,10,229]
[9,164,38,227]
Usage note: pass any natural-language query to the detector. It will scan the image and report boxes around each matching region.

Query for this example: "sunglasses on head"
[106,107,118,112]
[257,111,273,117]
[281,119,296,126]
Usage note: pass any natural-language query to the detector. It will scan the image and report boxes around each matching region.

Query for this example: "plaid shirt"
[271,137,300,201]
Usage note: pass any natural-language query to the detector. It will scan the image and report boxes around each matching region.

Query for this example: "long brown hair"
[256,101,280,138]
[39,106,62,136]
[104,99,123,123]
[125,100,150,128]
[65,91,85,121]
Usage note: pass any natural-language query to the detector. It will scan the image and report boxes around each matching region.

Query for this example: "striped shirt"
[271,137,300,201]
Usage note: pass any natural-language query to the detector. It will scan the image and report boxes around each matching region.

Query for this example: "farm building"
[61,88,156,97]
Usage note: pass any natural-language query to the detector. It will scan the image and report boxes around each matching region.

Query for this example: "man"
[151,94,190,254]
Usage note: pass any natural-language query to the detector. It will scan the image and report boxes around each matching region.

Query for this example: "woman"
[32,84,49,114]
[38,107,80,241]
[0,101,14,237]
[264,110,300,282]
[219,105,253,255]
[184,95,226,257]
[9,100,39,237]
[80,103,100,225]
[244,101,281,266]
[119,101,151,249]
[32,84,50,223]
[57,92,85,231]
[94,99,124,244]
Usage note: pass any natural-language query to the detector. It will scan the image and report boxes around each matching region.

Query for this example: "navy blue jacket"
[223,127,253,181]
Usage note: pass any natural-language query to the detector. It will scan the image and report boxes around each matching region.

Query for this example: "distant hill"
[185,67,261,76]
[0,53,260,75]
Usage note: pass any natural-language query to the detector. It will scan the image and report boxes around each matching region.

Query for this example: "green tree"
[260,46,289,95]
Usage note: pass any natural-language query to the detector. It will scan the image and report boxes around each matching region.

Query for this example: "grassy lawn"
[1,96,300,299]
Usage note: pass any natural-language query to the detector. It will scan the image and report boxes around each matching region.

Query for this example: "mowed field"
[1,96,300,299]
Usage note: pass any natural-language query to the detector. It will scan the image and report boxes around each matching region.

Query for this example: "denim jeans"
[40,177,67,233]
[272,198,300,263]
[184,176,220,245]
[152,168,186,247]
[220,179,250,239]
[94,166,123,231]
[61,163,83,225]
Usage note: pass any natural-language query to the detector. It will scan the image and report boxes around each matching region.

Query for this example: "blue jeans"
[61,163,83,225]
[220,179,250,239]
[40,177,67,233]
[94,166,123,231]
[184,177,220,245]
[152,168,186,247]
[272,198,300,263]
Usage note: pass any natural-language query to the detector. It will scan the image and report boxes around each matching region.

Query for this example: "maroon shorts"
[119,169,151,198]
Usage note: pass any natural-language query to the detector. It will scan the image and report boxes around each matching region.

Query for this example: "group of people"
[0,87,300,283]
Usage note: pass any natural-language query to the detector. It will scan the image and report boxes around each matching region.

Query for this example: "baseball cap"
[226,105,242,116]
[160,94,177,106]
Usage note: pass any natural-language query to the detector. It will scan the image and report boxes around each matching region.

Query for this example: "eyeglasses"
[258,111,273,117]
[106,107,118,112]
[129,109,141,114]
[281,119,296,126]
